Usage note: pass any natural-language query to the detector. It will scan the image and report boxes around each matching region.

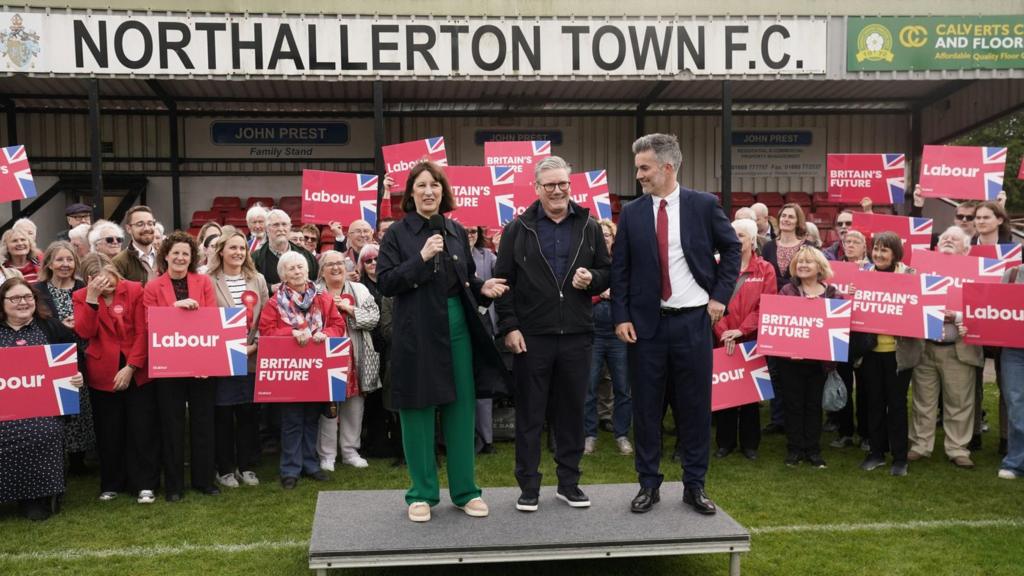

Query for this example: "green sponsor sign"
[847,16,1024,71]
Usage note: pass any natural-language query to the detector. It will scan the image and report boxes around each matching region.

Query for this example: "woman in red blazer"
[712,218,778,461]
[143,230,219,502]
[74,253,158,504]
[258,250,346,489]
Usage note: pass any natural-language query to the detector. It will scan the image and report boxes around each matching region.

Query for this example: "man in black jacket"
[494,155,611,513]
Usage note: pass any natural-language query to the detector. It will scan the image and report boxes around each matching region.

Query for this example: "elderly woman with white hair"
[89,220,126,259]
[712,218,778,461]
[68,223,92,259]
[12,218,44,261]
[258,250,346,489]
[315,249,380,470]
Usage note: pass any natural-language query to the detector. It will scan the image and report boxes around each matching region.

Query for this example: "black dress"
[0,320,66,503]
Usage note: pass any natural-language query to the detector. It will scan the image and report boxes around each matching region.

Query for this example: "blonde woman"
[1,228,40,283]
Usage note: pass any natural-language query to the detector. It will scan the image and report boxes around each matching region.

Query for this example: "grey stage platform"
[309,483,751,575]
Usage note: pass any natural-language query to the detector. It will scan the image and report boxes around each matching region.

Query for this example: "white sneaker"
[216,472,239,488]
[343,456,369,468]
[236,470,260,486]
[998,469,1019,480]
[584,437,597,455]
[616,436,634,455]
[137,490,156,504]
[98,491,117,501]
[320,460,336,472]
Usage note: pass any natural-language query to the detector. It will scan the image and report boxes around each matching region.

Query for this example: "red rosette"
[241,290,259,330]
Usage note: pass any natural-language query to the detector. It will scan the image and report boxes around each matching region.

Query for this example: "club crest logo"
[0,15,40,69]
[856,23,894,63]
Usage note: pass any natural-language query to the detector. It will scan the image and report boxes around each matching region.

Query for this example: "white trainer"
[137,490,156,504]
[236,470,260,486]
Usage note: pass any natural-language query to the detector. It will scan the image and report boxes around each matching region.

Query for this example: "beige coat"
[211,270,270,373]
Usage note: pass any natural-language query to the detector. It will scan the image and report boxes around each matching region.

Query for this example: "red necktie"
[657,198,672,301]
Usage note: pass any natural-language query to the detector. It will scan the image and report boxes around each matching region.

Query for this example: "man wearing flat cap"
[56,203,93,241]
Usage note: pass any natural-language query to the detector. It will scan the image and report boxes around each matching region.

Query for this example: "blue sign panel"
[731,131,814,147]
[475,130,564,146]
[211,122,350,145]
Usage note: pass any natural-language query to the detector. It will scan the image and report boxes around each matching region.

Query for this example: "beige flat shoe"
[408,501,431,522]
[457,497,489,518]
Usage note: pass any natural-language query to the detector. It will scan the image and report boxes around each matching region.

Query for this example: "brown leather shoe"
[950,456,975,469]
[907,451,926,462]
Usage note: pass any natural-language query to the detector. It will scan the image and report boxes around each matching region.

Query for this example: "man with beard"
[252,209,318,292]
[113,205,159,285]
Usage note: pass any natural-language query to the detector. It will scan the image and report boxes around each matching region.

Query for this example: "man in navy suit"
[611,133,741,515]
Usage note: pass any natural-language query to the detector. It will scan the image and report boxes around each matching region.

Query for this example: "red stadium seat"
[188,226,202,238]
[224,216,248,228]
[212,196,241,210]
[811,207,838,225]
[246,197,274,209]
[190,210,223,227]
[758,192,784,207]
[785,192,811,205]
[278,196,302,213]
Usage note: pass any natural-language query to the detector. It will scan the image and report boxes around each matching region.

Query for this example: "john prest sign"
[0,11,826,77]
[185,118,375,159]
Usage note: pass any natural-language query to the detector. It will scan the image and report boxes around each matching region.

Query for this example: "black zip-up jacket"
[494,200,610,337]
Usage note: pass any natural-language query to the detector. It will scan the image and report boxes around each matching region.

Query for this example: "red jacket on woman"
[73,280,150,391]
[713,254,778,343]
[142,272,218,309]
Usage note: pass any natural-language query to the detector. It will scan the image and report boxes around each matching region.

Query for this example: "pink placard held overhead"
[0,145,36,204]
[848,272,951,340]
[918,145,1006,201]
[484,140,551,184]
[569,170,612,220]
[907,249,1005,311]
[300,170,379,227]
[711,341,773,412]
[851,212,933,265]
[826,153,906,205]
[757,294,851,362]
[962,283,1024,348]
[382,137,447,193]
[147,307,249,379]
[0,344,79,422]
[445,165,520,228]
[254,336,351,403]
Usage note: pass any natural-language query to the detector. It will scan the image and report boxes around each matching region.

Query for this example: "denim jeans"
[279,403,322,479]
[1000,347,1024,474]
[584,335,632,438]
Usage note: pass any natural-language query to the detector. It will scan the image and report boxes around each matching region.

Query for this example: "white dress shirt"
[651,186,709,308]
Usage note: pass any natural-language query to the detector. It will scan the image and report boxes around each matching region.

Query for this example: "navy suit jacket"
[611,186,741,340]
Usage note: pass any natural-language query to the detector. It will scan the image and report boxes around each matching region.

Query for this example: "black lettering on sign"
[307,24,334,71]
[629,25,672,70]
[74,20,107,68]
[158,22,194,70]
[561,25,589,71]
[593,25,625,71]
[406,25,439,70]
[678,25,705,70]
[724,25,747,70]
[268,24,305,70]
[511,25,540,71]
[339,25,368,70]
[232,22,263,70]
[472,25,506,71]
[440,25,469,71]
[761,24,791,70]
[372,24,401,70]
[195,22,225,69]
[114,21,153,70]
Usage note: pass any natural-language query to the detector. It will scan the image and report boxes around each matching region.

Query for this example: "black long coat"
[377,212,511,410]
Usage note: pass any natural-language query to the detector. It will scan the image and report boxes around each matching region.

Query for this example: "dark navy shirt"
[534,203,576,285]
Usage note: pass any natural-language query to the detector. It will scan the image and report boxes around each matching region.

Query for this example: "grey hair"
[68,223,91,244]
[276,250,309,282]
[632,133,683,172]
[939,225,971,253]
[731,218,758,240]
[734,207,756,222]
[88,220,124,250]
[266,208,291,226]
[534,155,572,181]
[246,203,269,224]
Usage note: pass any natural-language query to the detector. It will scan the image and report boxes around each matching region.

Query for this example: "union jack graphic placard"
[919,145,1006,201]
[300,169,380,227]
[711,340,774,412]
[569,169,612,220]
[0,144,36,204]
[382,137,448,193]
[826,153,905,205]
[254,336,351,403]
[0,343,80,422]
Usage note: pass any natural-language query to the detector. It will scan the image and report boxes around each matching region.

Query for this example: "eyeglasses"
[103,237,124,244]
[4,294,35,304]
[538,181,571,193]
[836,221,853,228]
[131,220,157,228]
[955,214,975,222]
[68,214,91,222]
[322,261,346,269]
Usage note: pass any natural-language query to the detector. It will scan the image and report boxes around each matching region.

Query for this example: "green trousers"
[399,297,481,507]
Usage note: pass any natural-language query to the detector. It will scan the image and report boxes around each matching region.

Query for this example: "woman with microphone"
[377,161,509,523]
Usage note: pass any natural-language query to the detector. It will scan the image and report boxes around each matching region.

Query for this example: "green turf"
[1,381,1021,575]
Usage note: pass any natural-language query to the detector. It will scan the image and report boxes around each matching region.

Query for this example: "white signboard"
[0,11,827,78]
[717,127,827,179]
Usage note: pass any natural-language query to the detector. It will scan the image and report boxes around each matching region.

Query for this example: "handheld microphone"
[428,214,445,273]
